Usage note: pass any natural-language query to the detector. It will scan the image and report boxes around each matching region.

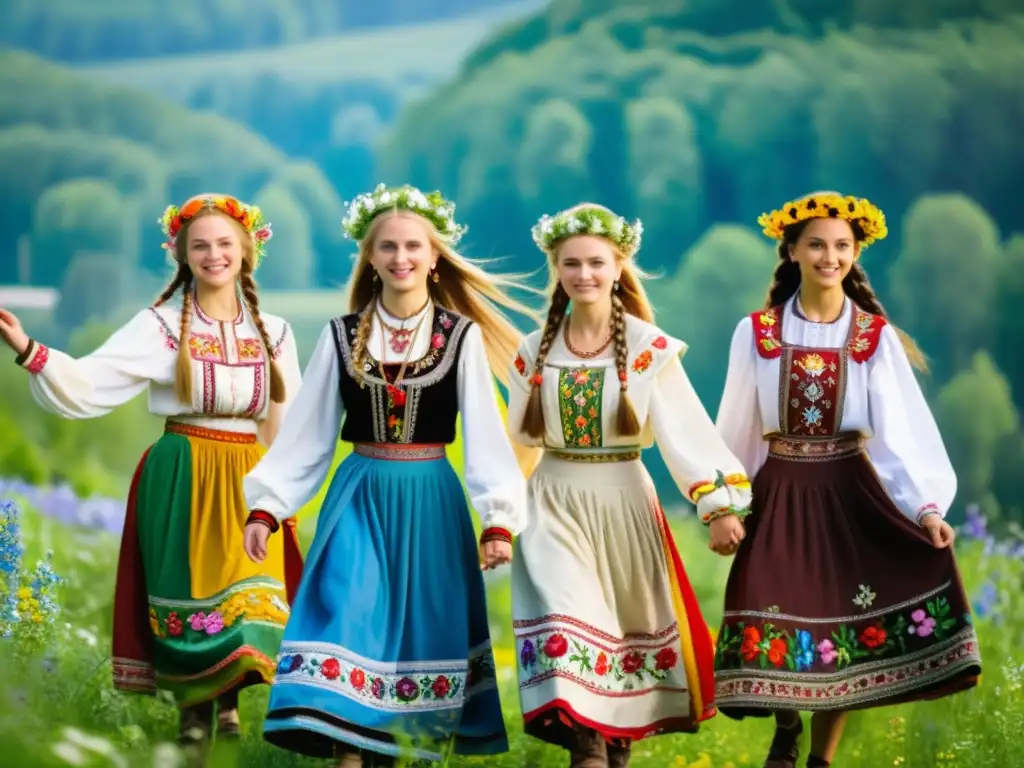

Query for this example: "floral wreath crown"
[531,205,643,258]
[159,195,273,267]
[758,193,888,247]
[342,183,467,245]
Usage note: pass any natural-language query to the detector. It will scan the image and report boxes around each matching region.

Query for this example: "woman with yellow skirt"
[0,194,304,751]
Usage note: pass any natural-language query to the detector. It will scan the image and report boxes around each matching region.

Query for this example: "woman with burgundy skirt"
[710,192,981,768]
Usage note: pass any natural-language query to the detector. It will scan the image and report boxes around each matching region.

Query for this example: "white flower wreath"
[531,205,643,257]
[342,183,467,245]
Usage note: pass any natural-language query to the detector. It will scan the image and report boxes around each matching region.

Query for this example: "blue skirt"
[262,445,508,763]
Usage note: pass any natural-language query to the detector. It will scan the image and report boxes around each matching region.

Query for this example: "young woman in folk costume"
[505,203,753,768]
[712,192,982,768]
[241,183,532,767]
[0,194,305,746]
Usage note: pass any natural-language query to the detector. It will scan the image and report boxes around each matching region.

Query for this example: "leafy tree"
[994,235,1024,408]
[30,180,135,286]
[252,184,315,290]
[934,352,1019,509]
[271,162,347,288]
[55,252,137,329]
[887,194,1000,382]
[515,99,592,224]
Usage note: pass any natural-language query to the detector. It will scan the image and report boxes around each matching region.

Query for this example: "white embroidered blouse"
[716,294,956,523]
[17,297,301,438]
[506,313,752,523]
[243,301,528,534]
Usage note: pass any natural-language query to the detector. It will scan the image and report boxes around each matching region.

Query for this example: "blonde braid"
[173,274,194,405]
[611,291,641,436]
[155,263,188,307]
[350,301,375,388]
[520,283,569,439]
[239,262,286,403]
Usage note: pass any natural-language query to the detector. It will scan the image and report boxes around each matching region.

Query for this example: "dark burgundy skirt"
[714,441,981,717]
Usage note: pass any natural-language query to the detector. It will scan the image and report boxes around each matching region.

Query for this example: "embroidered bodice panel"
[333,307,470,444]
[22,299,299,432]
[715,294,957,521]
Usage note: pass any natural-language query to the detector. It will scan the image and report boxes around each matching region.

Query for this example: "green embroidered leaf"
[941,618,956,631]
[785,654,795,671]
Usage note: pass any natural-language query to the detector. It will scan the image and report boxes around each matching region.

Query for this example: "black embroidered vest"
[331,307,471,444]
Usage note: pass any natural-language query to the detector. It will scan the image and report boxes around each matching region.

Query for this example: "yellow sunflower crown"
[757,193,888,247]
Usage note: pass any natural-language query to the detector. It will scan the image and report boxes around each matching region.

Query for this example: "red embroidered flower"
[386,384,407,407]
[655,647,678,671]
[371,677,385,699]
[431,333,445,350]
[165,612,183,637]
[859,625,887,649]
[514,354,527,376]
[767,638,787,668]
[594,652,609,676]
[632,350,653,374]
[543,633,568,658]
[622,651,645,674]
[321,658,341,680]
[349,667,365,689]
[652,336,667,350]
[432,675,451,698]
[740,626,761,661]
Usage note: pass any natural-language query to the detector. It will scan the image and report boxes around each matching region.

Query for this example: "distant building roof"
[0,286,59,310]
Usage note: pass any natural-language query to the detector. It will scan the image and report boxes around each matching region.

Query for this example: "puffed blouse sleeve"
[865,324,957,523]
[715,316,770,478]
[648,335,753,523]
[458,323,528,536]
[244,322,343,524]
[16,308,167,419]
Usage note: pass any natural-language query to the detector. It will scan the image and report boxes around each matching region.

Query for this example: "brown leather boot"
[569,726,608,768]
[607,743,631,767]
[763,717,803,767]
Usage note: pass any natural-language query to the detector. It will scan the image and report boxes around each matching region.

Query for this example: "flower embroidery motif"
[753,308,783,356]
[558,368,604,448]
[514,354,527,377]
[237,338,264,361]
[651,336,668,350]
[716,595,969,674]
[188,334,224,362]
[632,349,653,374]
[517,623,684,695]
[150,586,289,641]
[275,646,493,710]
[796,352,827,376]
[853,584,876,610]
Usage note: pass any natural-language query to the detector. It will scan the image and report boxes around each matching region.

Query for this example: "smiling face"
[555,235,623,307]
[367,212,437,295]
[183,212,248,288]
[789,217,859,290]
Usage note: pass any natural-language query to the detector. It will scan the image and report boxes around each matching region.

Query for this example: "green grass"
[74,2,545,95]
[1,499,1021,768]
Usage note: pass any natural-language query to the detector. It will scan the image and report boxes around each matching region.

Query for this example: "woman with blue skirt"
[242,184,533,766]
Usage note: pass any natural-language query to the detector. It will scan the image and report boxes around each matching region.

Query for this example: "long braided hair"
[521,209,655,439]
[766,217,927,371]
[154,209,286,404]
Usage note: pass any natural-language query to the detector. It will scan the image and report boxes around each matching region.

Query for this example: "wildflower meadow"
[1,484,1022,768]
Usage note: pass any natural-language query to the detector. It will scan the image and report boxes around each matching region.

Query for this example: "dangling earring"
[431,267,440,284]
[613,280,620,293]
[372,270,379,283]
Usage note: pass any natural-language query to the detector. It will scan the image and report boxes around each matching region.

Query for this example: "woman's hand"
[480,540,513,570]
[244,521,271,562]
[921,514,955,549]
[0,308,31,356]
[708,513,746,556]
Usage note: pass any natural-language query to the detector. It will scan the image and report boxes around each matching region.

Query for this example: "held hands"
[244,521,271,562]
[921,514,955,549]
[480,540,513,571]
[0,308,31,356]
[708,513,746,556]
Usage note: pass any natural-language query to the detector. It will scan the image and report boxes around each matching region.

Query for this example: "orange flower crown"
[159,195,272,267]
[758,193,887,247]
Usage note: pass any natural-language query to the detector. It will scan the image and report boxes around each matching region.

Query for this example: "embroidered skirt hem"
[111,426,303,707]
[714,452,981,717]
[262,451,508,761]
[512,456,716,750]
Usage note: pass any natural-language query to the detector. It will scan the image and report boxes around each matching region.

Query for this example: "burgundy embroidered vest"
[750,304,886,437]
[332,307,471,444]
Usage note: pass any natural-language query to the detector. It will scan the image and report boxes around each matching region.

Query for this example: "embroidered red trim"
[25,343,50,374]
[750,308,783,359]
[480,526,513,544]
[247,510,280,534]
[847,309,887,363]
